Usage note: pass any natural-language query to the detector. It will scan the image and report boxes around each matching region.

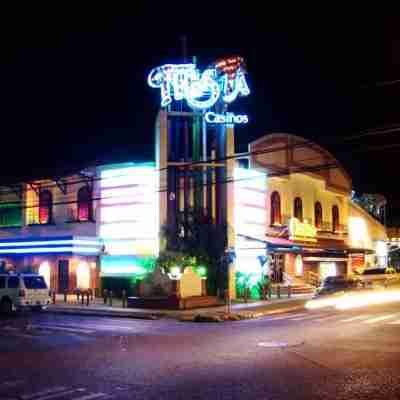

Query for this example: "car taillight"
[19,289,26,297]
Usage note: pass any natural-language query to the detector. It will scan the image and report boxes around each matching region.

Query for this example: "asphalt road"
[0,301,400,399]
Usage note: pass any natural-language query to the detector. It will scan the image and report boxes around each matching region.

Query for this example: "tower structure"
[149,56,250,297]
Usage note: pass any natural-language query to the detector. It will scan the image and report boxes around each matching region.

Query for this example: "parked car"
[0,273,51,313]
[314,275,362,297]
[356,267,399,286]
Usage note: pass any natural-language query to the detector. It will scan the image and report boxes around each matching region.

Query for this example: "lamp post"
[223,247,236,314]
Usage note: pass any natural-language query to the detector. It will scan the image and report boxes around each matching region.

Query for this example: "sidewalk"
[46,294,312,322]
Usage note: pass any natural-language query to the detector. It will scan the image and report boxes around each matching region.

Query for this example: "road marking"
[36,323,136,332]
[64,324,136,331]
[269,313,307,321]
[364,314,398,324]
[258,341,288,348]
[388,320,400,325]
[291,314,327,321]
[33,388,82,400]
[340,315,371,322]
[31,325,95,335]
[1,326,18,331]
[311,314,340,322]
[73,393,110,400]
[3,332,40,340]
[21,386,69,400]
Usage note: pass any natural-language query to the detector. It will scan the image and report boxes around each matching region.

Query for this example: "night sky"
[0,11,399,220]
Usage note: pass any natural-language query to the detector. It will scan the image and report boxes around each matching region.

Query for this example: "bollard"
[81,291,85,305]
[64,291,67,303]
[86,291,90,306]
[109,290,113,307]
[288,285,291,298]
[90,289,94,301]
[76,290,80,302]
[52,290,56,304]
[224,289,231,314]
[103,289,108,305]
[122,289,127,308]
[277,285,281,299]
[268,285,272,299]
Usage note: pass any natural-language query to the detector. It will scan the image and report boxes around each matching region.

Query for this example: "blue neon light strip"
[0,247,100,254]
[0,240,101,247]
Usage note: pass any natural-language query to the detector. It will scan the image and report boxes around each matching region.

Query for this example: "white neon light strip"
[103,242,157,256]
[101,166,155,179]
[101,205,155,223]
[0,240,102,248]
[0,247,100,254]
[100,223,157,239]
[101,171,156,188]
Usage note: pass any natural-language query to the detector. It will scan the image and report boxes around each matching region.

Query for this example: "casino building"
[0,56,388,298]
[234,133,388,292]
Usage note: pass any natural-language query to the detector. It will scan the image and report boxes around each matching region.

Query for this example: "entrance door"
[271,254,284,283]
[58,260,69,293]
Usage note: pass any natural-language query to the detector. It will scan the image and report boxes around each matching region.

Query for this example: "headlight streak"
[305,290,400,310]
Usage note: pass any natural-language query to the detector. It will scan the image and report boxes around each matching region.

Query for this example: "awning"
[265,236,295,247]
[236,234,302,252]
[265,236,302,252]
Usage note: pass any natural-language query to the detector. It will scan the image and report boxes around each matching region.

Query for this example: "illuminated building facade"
[244,133,388,291]
[0,170,102,293]
[0,163,158,294]
[0,56,389,299]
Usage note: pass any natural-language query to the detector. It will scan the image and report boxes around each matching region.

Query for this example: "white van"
[0,273,51,313]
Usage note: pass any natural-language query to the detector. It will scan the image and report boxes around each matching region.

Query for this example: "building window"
[77,186,92,222]
[294,197,303,222]
[270,191,281,226]
[314,202,322,229]
[332,205,339,233]
[39,190,53,224]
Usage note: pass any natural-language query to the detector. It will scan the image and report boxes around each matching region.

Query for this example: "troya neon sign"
[147,56,250,110]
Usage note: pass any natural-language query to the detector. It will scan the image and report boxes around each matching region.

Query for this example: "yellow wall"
[348,202,387,250]
[266,173,348,228]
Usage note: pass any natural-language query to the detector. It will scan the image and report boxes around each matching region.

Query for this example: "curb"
[180,304,306,323]
[46,301,308,323]
[45,308,162,320]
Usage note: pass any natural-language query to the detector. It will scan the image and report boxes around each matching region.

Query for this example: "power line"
[0,162,339,210]
[1,125,399,197]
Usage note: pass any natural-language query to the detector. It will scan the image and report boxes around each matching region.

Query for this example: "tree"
[160,209,230,295]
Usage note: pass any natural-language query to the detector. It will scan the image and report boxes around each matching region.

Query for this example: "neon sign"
[147,56,250,110]
[205,112,248,125]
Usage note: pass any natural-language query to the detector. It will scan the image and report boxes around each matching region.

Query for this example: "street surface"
[1,302,400,399]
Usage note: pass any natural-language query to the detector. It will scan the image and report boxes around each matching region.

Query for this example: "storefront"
[0,236,103,293]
